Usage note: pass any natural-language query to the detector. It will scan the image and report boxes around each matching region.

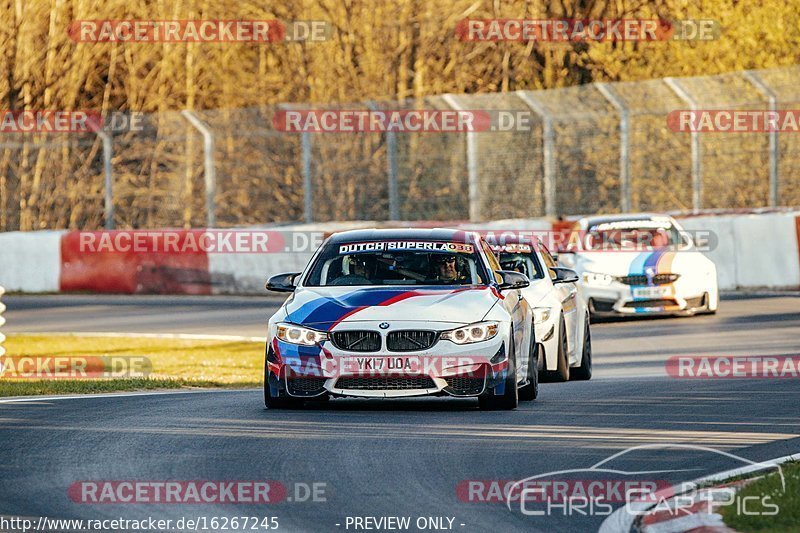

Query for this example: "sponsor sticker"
[337,242,474,254]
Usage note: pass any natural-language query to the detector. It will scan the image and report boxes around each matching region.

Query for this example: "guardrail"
[1,212,799,293]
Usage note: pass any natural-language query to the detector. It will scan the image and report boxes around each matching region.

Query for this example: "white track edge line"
[0,388,256,403]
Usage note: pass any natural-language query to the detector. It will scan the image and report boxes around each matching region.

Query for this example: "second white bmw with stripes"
[558,214,719,317]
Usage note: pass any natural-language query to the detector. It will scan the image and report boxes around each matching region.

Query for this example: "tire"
[570,315,592,381]
[701,292,718,315]
[540,316,570,382]
[263,358,304,409]
[518,333,539,401]
[479,335,519,410]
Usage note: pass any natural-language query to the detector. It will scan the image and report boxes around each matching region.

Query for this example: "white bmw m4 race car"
[490,239,592,382]
[558,214,719,318]
[264,228,537,410]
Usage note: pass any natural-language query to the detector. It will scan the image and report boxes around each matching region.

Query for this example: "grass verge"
[0,334,264,397]
[719,461,800,532]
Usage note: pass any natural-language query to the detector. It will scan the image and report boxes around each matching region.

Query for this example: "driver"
[432,254,464,283]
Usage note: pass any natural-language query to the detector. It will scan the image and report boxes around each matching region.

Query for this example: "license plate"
[341,356,421,374]
[632,286,669,299]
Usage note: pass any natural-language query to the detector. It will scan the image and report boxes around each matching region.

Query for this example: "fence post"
[181,110,217,227]
[742,71,779,207]
[595,83,632,213]
[385,127,399,220]
[516,91,556,218]
[442,94,480,221]
[301,131,313,223]
[0,285,5,357]
[93,129,115,229]
[664,77,702,212]
[366,101,399,220]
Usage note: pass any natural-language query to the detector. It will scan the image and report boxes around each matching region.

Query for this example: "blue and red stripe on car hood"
[284,286,497,329]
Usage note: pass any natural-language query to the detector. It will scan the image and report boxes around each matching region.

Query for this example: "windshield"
[584,219,683,250]
[491,243,546,280]
[498,252,545,280]
[304,240,488,286]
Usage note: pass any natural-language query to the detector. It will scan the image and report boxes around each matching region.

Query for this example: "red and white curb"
[636,480,748,533]
[599,451,800,533]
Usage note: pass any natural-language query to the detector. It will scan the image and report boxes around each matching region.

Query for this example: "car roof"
[484,234,543,246]
[579,213,674,228]
[326,228,480,245]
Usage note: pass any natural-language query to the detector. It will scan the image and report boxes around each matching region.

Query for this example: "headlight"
[441,321,499,344]
[276,323,328,346]
[532,307,552,325]
[582,271,615,286]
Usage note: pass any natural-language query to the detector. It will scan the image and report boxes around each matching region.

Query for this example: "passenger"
[331,256,372,285]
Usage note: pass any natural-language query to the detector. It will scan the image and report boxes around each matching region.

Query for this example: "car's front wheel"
[701,291,718,315]
[518,333,539,401]
[570,315,592,381]
[479,338,519,410]
[263,363,304,409]
[540,316,570,382]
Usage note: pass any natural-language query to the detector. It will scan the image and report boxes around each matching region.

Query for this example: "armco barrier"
[678,212,800,290]
[208,250,316,294]
[0,230,63,292]
[732,213,800,288]
[60,230,211,294]
[206,221,377,294]
[676,215,738,290]
[0,212,798,294]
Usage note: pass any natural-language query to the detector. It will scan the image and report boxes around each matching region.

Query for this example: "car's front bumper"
[266,334,510,399]
[580,281,710,316]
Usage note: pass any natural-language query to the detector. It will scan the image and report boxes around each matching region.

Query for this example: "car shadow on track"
[264,397,487,412]
[591,313,703,324]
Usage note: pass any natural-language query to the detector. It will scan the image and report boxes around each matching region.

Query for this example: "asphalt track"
[1,294,800,532]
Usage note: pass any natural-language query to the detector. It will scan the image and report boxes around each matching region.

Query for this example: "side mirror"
[266,272,300,292]
[550,267,579,284]
[496,270,530,290]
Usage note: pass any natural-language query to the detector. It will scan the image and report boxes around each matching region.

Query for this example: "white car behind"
[490,239,592,382]
[558,214,719,318]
